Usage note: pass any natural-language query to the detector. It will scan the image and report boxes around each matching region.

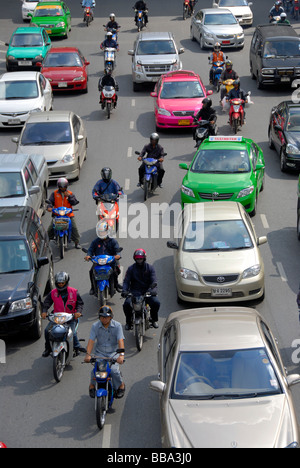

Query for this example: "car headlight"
[62,154,75,163]
[181,185,195,198]
[179,268,199,281]
[204,32,214,39]
[7,55,16,61]
[237,185,254,198]
[9,297,32,314]
[34,55,43,61]
[30,107,43,113]
[295,68,300,74]
[262,68,275,75]
[242,265,261,279]
[73,76,85,82]
[57,22,66,28]
[286,144,300,155]
[237,33,244,39]
[157,108,171,116]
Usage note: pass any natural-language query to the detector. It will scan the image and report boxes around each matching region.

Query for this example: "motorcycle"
[228,98,246,134]
[82,247,122,306]
[193,119,217,148]
[100,85,117,119]
[95,192,122,234]
[220,78,235,111]
[124,286,156,351]
[209,59,225,92]
[134,9,147,31]
[50,205,76,259]
[103,47,117,72]
[136,151,167,201]
[85,349,125,430]
[183,0,197,20]
[83,7,93,26]
[47,312,83,383]
[270,15,281,23]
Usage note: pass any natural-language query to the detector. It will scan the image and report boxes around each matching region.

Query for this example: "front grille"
[173,111,195,117]
[199,292,244,299]
[278,68,294,76]
[199,192,233,200]
[0,112,28,117]
[217,35,234,39]
[202,274,239,284]
[143,64,171,73]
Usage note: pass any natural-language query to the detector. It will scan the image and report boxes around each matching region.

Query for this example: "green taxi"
[180,136,265,216]
[29,1,71,38]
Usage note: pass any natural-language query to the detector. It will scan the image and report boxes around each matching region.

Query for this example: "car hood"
[204,24,243,35]
[158,97,204,113]
[0,197,27,208]
[32,18,64,25]
[0,98,41,113]
[0,271,33,303]
[42,67,84,80]
[183,172,253,193]
[136,54,178,65]
[8,47,45,59]
[167,395,293,448]
[17,143,73,161]
[262,57,300,67]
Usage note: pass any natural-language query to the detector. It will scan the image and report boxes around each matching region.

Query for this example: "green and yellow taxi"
[180,136,265,216]
[29,1,71,38]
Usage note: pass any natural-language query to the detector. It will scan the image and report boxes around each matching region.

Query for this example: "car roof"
[46,46,79,53]
[162,70,199,82]
[25,110,72,123]
[200,8,233,14]
[0,154,32,171]
[167,307,264,352]
[14,27,44,34]
[0,206,34,238]
[200,136,249,151]
[138,32,173,41]
[183,201,244,222]
[256,23,298,38]
[0,71,39,81]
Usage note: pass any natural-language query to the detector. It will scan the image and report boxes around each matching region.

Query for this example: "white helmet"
[96,220,110,240]
[110,13,116,19]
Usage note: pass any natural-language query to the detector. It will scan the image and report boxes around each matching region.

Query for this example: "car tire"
[250,193,258,217]
[256,74,263,90]
[280,148,287,172]
[268,128,275,149]
[29,300,42,340]
[200,35,206,50]
[190,27,195,42]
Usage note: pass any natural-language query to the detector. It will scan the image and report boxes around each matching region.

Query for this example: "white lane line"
[124,178,130,191]
[127,147,132,158]
[260,214,269,229]
[130,121,134,130]
[277,262,287,282]
[131,99,136,107]
[102,423,111,448]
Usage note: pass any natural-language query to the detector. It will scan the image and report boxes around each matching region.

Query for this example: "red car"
[151,70,213,129]
[40,47,90,93]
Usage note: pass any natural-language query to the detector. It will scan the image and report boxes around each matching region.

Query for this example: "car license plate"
[222,41,230,45]
[178,119,190,126]
[46,30,52,34]
[281,76,290,82]
[211,288,232,297]
[18,60,32,66]
[8,118,21,125]
[58,82,68,88]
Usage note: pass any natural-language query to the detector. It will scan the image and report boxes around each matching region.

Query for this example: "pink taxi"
[150,70,213,130]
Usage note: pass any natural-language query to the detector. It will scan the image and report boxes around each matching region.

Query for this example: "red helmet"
[0,442,7,448]
[133,249,147,261]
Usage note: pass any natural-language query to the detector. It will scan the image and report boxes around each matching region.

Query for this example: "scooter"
[134,9,147,31]
[136,151,167,201]
[95,192,122,234]
[82,247,122,306]
[83,7,93,26]
[50,205,74,260]
[193,119,217,148]
[228,98,246,134]
[100,86,117,119]
[85,349,125,430]
[47,312,83,383]
[183,0,197,19]
[209,59,225,92]
[103,47,117,72]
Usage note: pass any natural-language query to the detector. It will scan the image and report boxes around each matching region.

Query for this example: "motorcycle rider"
[133,0,148,25]
[105,13,120,31]
[219,60,239,102]
[81,0,95,21]
[193,97,217,140]
[209,43,226,84]
[84,220,122,295]
[92,167,122,200]
[137,133,165,188]
[226,79,248,124]
[100,31,119,51]
[278,11,290,23]
[122,249,160,330]
[47,177,80,249]
[84,305,125,399]
[269,1,285,21]
[98,67,119,108]
[42,271,86,357]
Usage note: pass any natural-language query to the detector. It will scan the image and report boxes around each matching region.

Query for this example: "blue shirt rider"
[92,167,122,200]
[100,32,119,50]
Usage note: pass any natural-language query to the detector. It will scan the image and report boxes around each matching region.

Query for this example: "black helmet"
[150,132,159,144]
[101,167,112,182]
[233,79,240,87]
[55,271,70,292]
[99,305,114,318]
[202,97,212,109]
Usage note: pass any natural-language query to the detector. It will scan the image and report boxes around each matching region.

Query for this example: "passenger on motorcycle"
[269,1,284,21]
[122,249,160,330]
[278,11,290,23]
[193,97,217,139]
[105,13,120,31]
[100,31,119,51]
[84,220,122,295]
[209,43,226,84]
[47,177,80,249]
[84,305,125,399]
[92,167,122,200]
[81,0,95,20]
[219,60,239,101]
[133,0,148,25]
[226,79,248,124]
[137,133,165,188]
[98,67,119,107]
[42,271,86,357]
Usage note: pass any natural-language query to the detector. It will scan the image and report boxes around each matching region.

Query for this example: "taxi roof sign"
[209,136,243,142]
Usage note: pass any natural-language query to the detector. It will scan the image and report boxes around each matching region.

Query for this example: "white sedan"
[0,71,53,128]
[213,0,253,26]
[21,0,39,21]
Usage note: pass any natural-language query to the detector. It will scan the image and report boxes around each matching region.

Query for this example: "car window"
[20,122,72,145]
[190,148,250,174]
[0,172,25,198]
[24,167,33,191]
[287,109,300,131]
[0,239,31,273]
[263,40,300,58]
[29,221,42,255]
[260,322,286,375]
[160,80,204,99]
[39,74,46,91]
[27,160,38,184]
[162,324,177,382]
[72,115,81,139]
[137,40,176,55]
[219,0,249,5]
[172,349,282,400]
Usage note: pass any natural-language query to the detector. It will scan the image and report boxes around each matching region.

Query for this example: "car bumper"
[156,114,196,129]
[49,78,87,92]
[0,307,35,336]
[285,154,300,170]
[260,72,300,86]
[6,58,42,71]
[133,65,181,84]
[180,191,257,213]
[47,159,80,181]
[0,112,31,127]
[202,35,244,49]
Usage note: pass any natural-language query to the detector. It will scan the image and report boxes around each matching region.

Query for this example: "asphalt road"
[1,0,300,449]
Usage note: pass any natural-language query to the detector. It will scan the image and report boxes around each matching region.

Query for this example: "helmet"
[214,42,221,52]
[105,65,113,75]
[101,167,112,182]
[233,79,240,87]
[150,132,159,144]
[109,13,116,19]
[57,177,69,190]
[280,12,287,18]
[133,249,147,263]
[202,97,212,109]
[275,1,282,6]
[106,31,113,38]
[96,220,110,239]
[225,60,233,70]
[99,305,113,318]
[55,271,70,291]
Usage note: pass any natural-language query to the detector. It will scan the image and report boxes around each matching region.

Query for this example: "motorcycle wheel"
[96,396,106,430]
[135,321,143,351]
[143,178,150,201]
[98,287,108,307]
[183,6,187,20]
[59,236,64,259]
[53,350,66,383]
[107,102,111,119]
[233,119,239,135]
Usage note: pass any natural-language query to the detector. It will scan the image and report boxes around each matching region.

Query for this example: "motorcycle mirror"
[116,247,123,253]
[135,151,140,155]
[81,247,88,253]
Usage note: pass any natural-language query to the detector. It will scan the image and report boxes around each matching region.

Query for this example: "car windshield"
[0,173,25,198]
[160,80,204,99]
[137,40,176,55]
[43,52,82,67]
[204,13,237,25]
[10,33,43,47]
[263,40,300,58]
[287,109,300,132]
[34,7,64,17]
[0,239,31,274]
[190,149,250,173]
[219,0,249,6]
[172,349,282,400]
[0,81,38,100]
[20,122,72,145]
[182,219,253,252]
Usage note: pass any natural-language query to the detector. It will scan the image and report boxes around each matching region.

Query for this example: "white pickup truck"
[0,153,49,217]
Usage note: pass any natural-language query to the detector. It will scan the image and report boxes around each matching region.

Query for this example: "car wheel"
[29,300,42,340]
[280,148,287,172]
[190,27,195,42]
[200,35,206,50]
[75,158,81,180]
[250,193,258,217]
[268,128,275,149]
[256,74,263,90]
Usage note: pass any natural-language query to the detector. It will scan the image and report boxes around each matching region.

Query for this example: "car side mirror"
[167,241,178,250]
[37,257,49,267]
[255,163,264,171]
[128,50,134,56]
[11,137,19,144]
[77,135,84,141]
[207,90,213,95]
[28,186,40,195]
[150,91,157,97]
[274,124,282,132]
[178,48,185,54]
[149,380,166,394]
[179,163,189,170]
[85,60,90,65]
[257,236,267,246]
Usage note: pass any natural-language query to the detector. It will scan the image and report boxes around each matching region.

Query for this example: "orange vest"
[212,52,225,63]
[53,189,74,217]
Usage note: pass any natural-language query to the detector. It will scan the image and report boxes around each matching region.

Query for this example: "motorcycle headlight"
[179,268,199,281]
[237,185,254,198]
[9,297,32,314]
[181,185,195,198]
[286,144,300,155]
[96,371,108,379]
[242,265,261,279]
[158,108,171,116]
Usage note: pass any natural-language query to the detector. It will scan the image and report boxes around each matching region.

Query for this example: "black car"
[250,23,300,89]
[0,206,54,339]
[268,100,300,172]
